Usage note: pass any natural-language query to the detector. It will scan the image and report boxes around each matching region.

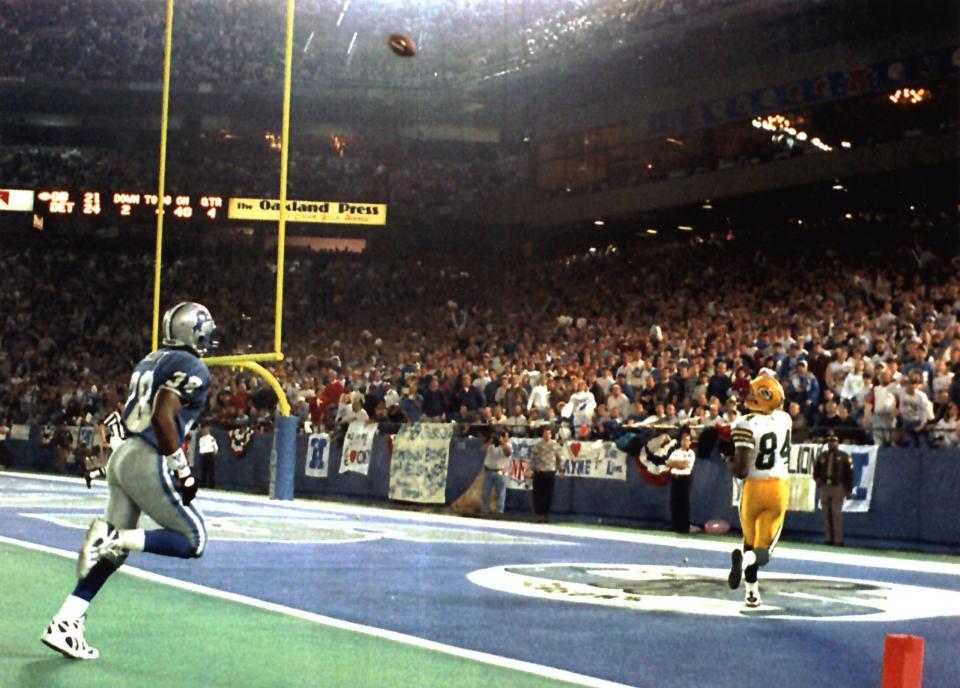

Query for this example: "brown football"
[388,33,416,57]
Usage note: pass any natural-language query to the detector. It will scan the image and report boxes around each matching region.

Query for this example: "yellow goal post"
[147,0,298,496]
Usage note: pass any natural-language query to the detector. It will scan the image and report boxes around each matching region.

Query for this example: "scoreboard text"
[36,190,224,220]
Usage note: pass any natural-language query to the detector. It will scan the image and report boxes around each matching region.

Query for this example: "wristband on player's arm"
[166,448,199,505]
[164,448,191,477]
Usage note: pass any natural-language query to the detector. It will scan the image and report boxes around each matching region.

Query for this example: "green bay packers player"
[725,370,791,608]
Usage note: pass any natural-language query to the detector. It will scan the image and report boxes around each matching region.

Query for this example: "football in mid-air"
[388,33,416,57]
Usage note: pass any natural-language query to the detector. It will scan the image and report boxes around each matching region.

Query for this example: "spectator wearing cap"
[787,359,820,423]
[616,371,636,403]
[778,342,807,381]
[897,375,934,447]
[902,344,935,397]
[813,433,854,546]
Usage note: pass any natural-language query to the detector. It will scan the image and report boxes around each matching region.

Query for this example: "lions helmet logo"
[162,302,218,356]
[744,374,784,414]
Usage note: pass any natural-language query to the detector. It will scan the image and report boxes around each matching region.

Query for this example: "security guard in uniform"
[813,432,854,546]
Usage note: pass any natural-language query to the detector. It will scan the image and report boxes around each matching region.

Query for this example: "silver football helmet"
[161,302,218,356]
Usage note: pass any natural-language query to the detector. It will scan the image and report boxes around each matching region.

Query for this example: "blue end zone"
[272,416,297,501]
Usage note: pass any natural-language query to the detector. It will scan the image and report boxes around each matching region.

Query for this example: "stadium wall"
[3,428,958,548]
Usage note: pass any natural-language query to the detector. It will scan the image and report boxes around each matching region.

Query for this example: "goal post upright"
[148,0,299,499]
[151,0,177,354]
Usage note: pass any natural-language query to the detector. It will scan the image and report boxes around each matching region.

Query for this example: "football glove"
[175,468,199,506]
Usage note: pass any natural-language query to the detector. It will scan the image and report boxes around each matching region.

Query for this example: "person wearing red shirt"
[319,368,344,425]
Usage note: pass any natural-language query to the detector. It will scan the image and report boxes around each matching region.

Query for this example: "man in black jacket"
[813,433,854,546]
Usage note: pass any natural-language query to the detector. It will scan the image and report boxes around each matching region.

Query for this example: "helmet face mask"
[161,302,218,356]
[744,375,784,414]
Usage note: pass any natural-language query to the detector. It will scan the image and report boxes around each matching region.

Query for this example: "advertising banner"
[228,197,387,225]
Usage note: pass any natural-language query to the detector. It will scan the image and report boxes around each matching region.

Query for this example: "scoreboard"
[35,190,225,220]
[15,189,387,228]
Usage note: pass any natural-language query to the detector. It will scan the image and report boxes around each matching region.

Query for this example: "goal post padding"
[271,415,297,500]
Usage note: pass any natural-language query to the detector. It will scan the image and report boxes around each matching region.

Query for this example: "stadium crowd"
[0,0,739,88]
[1,209,958,457]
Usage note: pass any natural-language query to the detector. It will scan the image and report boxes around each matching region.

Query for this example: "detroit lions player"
[42,302,217,659]
[725,369,792,609]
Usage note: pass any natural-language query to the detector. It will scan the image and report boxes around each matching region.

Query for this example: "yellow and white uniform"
[731,410,792,551]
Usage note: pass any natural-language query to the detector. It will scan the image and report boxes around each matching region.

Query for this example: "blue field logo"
[467,563,960,621]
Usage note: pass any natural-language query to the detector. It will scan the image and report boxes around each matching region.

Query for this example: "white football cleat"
[77,518,123,579]
[41,616,99,660]
[744,583,762,608]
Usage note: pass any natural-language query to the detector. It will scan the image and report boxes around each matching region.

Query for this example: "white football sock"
[58,594,90,620]
[742,550,757,568]
[117,528,146,552]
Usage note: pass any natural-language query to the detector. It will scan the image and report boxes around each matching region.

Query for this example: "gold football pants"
[739,477,789,551]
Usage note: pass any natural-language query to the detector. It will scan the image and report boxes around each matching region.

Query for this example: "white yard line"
[4,471,960,576]
[0,534,633,688]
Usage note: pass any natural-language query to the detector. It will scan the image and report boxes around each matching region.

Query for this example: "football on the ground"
[388,33,416,57]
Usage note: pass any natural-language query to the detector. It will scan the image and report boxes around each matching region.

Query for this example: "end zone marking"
[0,535,632,688]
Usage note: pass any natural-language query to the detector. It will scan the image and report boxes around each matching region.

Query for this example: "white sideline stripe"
[5,471,960,576]
[0,534,633,688]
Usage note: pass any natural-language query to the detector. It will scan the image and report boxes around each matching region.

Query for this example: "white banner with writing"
[389,424,455,503]
[506,439,627,491]
[339,421,378,475]
[731,442,878,512]
[305,433,331,478]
